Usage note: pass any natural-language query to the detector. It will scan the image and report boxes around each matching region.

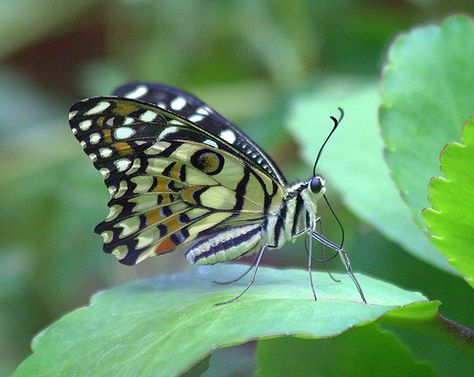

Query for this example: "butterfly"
[69,82,366,304]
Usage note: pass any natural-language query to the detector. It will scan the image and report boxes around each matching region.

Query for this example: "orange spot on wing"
[182,186,202,205]
[96,116,105,126]
[113,142,133,155]
[163,215,184,233]
[103,129,112,143]
[153,178,175,193]
[161,194,174,205]
[113,102,139,116]
[170,163,181,180]
[145,208,165,226]
[154,238,176,255]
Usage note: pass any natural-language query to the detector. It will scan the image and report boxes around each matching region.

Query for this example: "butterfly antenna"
[323,194,345,248]
[312,108,344,176]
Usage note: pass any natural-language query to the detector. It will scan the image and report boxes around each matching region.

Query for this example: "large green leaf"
[288,79,453,273]
[380,15,474,227]
[423,117,474,288]
[255,324,437,377]
[14,265,432,377]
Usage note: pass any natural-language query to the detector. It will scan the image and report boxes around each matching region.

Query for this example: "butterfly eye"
[309,176,324,194]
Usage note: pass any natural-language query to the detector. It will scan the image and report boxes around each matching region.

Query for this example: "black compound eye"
[310,176,324,194]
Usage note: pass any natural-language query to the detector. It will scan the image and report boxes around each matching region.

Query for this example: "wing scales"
[114,82,287,184]
[70,96,286,265]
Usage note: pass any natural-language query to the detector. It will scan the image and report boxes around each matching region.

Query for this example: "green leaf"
[14,265,432,377]
[255,324,437,377]
[288,78,454,273]
[380,304,474,377]
[422,117,474,288]
[380,15,474,228]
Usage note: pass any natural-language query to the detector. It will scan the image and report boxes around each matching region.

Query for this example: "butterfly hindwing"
[69,96,284,265]
[113,82,287,184]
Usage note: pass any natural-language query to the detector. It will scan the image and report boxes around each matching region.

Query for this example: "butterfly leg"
[307,230,317,301]
[310,230,367,304]
[316,220,340,283]
[212,251,260,285]
[214,244,266,306]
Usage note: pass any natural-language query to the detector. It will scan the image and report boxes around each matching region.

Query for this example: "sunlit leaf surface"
[14,265,431,377]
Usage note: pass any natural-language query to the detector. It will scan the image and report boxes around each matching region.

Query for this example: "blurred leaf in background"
[1,0,473,376]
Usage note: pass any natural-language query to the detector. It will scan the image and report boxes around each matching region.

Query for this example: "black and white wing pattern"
[113,82,287,185]
[69,93,286,266]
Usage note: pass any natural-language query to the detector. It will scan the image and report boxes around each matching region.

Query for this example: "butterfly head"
[309,175,325,196]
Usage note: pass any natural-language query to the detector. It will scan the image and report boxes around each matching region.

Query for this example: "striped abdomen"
[184,182,311,265]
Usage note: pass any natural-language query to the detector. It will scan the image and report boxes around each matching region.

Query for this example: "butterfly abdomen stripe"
[291,194,304,236]
[273,200,287,245]
[185,223,262,265]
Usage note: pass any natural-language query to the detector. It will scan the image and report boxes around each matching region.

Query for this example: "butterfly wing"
[113,82,288,185]
[69,97,285,265]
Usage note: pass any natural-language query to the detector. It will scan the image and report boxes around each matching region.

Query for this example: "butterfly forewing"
[69,96,285,265]
[113,82,287,184]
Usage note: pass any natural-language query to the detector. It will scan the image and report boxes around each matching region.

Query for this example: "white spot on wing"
[117,217,140,238]
[69,110,78,120]
[89,153,97,162]
[101,231,113,243]
[168,119,184,126]
[115,127,135,140]
[203,139,218,148]
[100,168,110,179]
[115,158,131,173]
[189,114,204,123]
[124,85,148,99]
[112,246,128,259]
[170,97,186,111]
[196,107,210,115]
[126,158,141,175]
[136,227,159,249]
[85,101,110,115]
[115,181,128,198]
[220,129,236,144]
[140,110,157,122]
[159,126,179,140]
[99,148,113,158]
[106,205,122,221]
[79,119,92,131]
[80,141,87,149]
[90,133,101,144]
[108,185,117,196]
[124,117,134,125]
[71,128,78,135]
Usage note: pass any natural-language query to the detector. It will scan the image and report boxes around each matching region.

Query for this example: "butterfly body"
[69,82,366,303]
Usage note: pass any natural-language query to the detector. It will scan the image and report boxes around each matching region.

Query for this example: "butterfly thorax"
[263,181,322,249]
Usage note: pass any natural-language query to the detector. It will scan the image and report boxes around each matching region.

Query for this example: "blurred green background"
[1,1,473,375]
